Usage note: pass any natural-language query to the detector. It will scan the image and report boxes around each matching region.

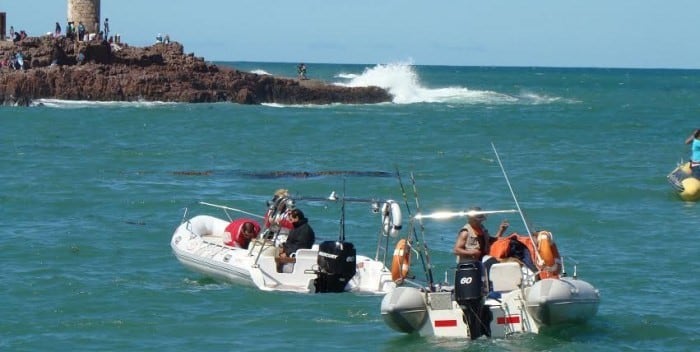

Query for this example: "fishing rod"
[490,142,543,264]
[409,171,436,291]
[339,181,347,242]
[395,166,434,290]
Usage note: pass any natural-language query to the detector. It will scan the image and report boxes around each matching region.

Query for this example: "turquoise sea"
[2,62,699,351]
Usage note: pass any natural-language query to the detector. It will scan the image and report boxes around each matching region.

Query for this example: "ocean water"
[2,62,699,351]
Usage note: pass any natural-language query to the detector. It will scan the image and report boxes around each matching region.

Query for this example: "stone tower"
[67,0,101,33]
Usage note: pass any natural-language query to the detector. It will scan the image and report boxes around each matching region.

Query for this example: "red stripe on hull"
[434,320,458,327]
[497,316,520,324]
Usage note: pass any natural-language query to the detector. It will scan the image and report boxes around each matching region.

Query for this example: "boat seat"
[278,246,319,273]
[489,261,522,292]
[292,243,319,259]
[294,248,318,260]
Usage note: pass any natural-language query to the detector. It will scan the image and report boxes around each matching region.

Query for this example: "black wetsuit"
[283,217,315,255]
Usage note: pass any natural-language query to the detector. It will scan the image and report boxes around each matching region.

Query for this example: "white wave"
[251,69,272,75]
[261,102,347,108]
[517,91,581,105]
[333,62,567,105]
[32,99,178,109]
[335,73,359,80]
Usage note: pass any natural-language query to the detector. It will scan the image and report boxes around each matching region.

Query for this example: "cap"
[467,206,482,218]
[467,206,486,220]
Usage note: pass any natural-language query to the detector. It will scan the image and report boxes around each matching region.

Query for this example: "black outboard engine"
[454,260,489,339]
[315,241,357,293]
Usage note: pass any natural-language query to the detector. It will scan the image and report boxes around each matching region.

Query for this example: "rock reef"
[0,36,392,106]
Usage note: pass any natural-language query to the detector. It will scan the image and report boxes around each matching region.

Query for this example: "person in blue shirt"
[685,129,700,178]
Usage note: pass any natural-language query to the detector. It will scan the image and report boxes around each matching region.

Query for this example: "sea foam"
[332,62,566,105]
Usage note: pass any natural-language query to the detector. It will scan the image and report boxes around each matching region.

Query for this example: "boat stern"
[348,256,396,294]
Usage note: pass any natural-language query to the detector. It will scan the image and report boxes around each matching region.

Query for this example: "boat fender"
[391,239,411,283]
[680,177,700,201]
[677,163,700,201]
[536,231,561,279]
[381,200,403,238]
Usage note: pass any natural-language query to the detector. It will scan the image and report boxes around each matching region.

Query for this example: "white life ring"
[381,200,402,238]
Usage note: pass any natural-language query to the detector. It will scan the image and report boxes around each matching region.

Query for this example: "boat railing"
[198,201,264,222]
[183,201,274,265]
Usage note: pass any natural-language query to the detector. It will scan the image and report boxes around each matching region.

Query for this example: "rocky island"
[0,36,393,106]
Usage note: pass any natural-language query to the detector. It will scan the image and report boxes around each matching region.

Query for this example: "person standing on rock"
[77,22,85,41]
[54,22,61,37]
[103,18,110,40]
[297,63,307,80]
[66,22,74,40]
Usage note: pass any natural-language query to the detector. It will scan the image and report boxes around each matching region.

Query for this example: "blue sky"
[3,1,698,69]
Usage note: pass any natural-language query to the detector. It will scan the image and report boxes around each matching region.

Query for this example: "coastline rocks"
[0,36,392,106]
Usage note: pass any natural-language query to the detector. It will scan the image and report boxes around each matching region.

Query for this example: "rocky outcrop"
[0,36,392,106]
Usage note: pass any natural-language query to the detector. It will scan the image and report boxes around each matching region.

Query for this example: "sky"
[2,0,699,69]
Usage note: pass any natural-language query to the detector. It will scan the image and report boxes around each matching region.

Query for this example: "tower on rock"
[67,0,101,33]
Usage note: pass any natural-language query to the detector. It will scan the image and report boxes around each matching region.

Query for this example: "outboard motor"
[455,260,489,339]
[315,241,357,293]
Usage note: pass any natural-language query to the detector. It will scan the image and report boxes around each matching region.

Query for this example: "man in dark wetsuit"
[276,209,315,271]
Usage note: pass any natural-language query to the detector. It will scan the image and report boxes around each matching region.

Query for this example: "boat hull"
[380,276,600,338]
[525,277,600,326]
[380,286,428,333]
[171,215,396,294]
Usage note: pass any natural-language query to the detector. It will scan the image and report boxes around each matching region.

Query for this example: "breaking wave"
[333,62,573,105]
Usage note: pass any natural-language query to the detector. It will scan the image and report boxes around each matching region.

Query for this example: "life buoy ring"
[381,200,403,238]
[536,231,562,279]
[391,238,411,283]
